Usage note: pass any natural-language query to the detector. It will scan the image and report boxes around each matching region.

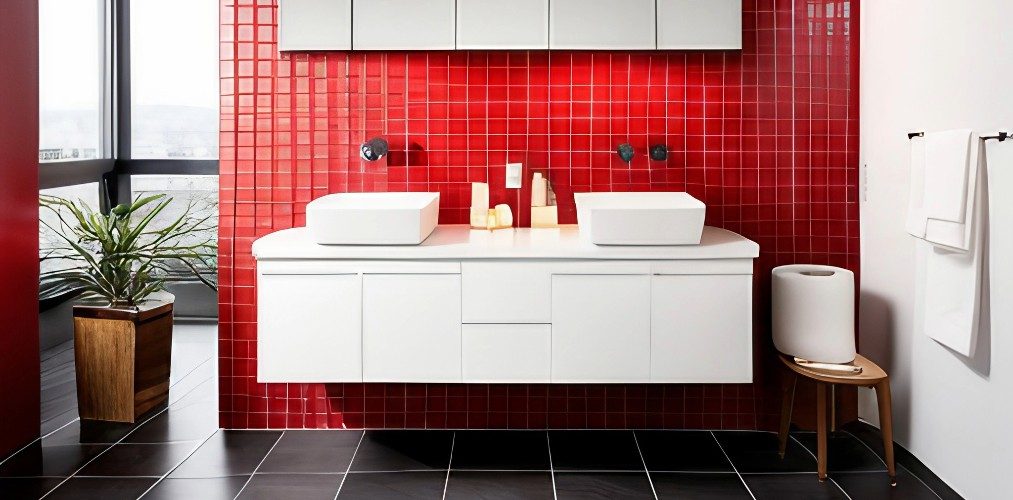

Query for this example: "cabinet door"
[657,0,742,50]
[462,324,551,383]
[651,274,752,382]
[456,0,548,49]
[551,274,651,382]
[461,262,553,323]
[352,0,455,50]
[362,274,462,382]
[549,0,656,50]
[279,0,352,51]
[257,273,362,382]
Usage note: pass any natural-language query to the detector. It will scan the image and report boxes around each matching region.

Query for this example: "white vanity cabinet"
[278,0,352,51]
[351,0,455,50]
[257,273,362,382]
[551,274,652,382]
[549,0,656,50]
[657,0,742,50]
[456,0,549,50]
[253,225,759,385]
[362,273,462,382]
[651,273,752,382]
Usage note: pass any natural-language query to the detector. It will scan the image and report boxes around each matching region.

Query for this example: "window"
[39,183,102,275]
[38,0,107,162]
[130,175,218,272]
[130,0,219,159]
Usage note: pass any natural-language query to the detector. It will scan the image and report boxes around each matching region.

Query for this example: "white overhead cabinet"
[352,0,455,50]
[658,0,742,49]
[549,0,656,50]
[278,0,352,51]
[257,273,362,382]
[456,0,549,49]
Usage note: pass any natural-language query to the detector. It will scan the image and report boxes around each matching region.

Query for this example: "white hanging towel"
[906,129,976,250]
[907,132,988,357]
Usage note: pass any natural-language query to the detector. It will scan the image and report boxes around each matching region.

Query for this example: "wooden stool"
[777,353,896,485]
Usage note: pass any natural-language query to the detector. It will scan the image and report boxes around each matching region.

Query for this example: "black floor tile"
[553,472,655,499]
[832,469,941,500]
[168,430,282,479]
[0,442,108,477]
[742,473,849,500]
[548,431,643,471]
[258,430,362,474]
[444,471,554,499]
[77,442,200,477]
[450,431,549,471]
[636,431,734,472]
[843,423,964,500]
[44,477,157,500]
[794,432,888,472]
[0,477,64,499]
[142,476,250,500]
[349,431,454,472]
[237,473,343,500]
[713,431,816,473]
[123,400,218,444]
[44,419,138,446]
[652,472,752,499]
[338,471,447,499]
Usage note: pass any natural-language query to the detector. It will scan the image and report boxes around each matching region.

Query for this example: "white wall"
[860,1,1013,498]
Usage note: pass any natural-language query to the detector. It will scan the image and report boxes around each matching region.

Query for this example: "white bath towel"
[915,138,989,357]
[907,129,976,250]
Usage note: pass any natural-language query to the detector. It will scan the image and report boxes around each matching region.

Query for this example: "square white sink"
[574,192,706,245]
[306,192,440,245]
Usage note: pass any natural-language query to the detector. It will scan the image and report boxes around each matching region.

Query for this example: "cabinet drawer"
[462,324,551,383]
[462,262,553,323]
[651,274,752,382]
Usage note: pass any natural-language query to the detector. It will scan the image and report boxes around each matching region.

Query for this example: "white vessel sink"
[306,192,440,245]
[574,192,706,245]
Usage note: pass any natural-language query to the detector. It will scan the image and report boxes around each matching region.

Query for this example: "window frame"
[39,0,219,210]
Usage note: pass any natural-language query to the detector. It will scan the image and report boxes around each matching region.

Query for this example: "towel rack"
[907,131,1010,142]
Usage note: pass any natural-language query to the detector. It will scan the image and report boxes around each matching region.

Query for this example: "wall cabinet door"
[549,0,656,50]
[279,0,352,51]
[456,0,548,49]
[362,274,462,382]
[657,0,742,50]
[551,274,651,382]
[651,274,752,382]
[352,0,455,50]
[257,273,362,382]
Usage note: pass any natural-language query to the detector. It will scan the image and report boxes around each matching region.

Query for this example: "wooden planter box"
[73,301,173,423]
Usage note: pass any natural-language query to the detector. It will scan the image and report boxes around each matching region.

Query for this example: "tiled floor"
[2,322,960,499]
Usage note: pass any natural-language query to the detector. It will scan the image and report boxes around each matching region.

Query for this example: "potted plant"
[39,194,216,423]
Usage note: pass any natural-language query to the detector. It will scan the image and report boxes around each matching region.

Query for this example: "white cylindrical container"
[772,264,856,363]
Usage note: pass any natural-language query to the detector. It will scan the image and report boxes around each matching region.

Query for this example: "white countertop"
[252,225,759,261]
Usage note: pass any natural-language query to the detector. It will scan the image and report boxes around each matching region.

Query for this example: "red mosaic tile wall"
[219,0,860,430]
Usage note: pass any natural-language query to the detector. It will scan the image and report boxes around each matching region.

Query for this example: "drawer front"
[461,262,553,323]
[462,324,551,383]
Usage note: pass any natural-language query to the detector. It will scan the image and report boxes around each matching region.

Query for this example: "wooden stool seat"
[777,353,896,485]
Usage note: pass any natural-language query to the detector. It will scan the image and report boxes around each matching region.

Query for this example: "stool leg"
[875,379,897,486]
[778,373,797,458]
[816,382,828,481]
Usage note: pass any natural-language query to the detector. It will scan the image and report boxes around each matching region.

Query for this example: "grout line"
[232,430,285,500]
[333,431,366,499]
[38,404,175,499]
[789,435,852,500]
[709,431,757,500]
[441,431,456,500]
[121,425,218,500]
[546,431,557,500]
[842,430,943,500]
[631,431,658,500]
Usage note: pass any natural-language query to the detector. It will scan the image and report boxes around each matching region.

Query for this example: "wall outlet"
[505,163,522,188]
